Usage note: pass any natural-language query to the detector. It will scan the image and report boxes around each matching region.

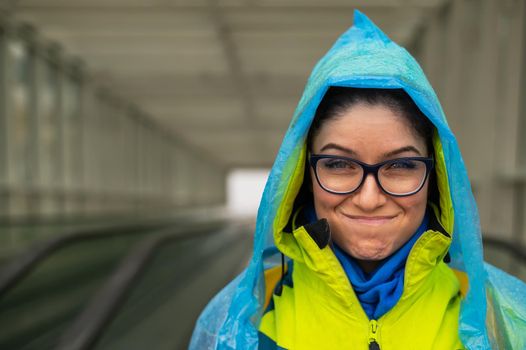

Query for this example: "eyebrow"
[318,143,423,157]
[382,146,422,158]
[319,143,357,155]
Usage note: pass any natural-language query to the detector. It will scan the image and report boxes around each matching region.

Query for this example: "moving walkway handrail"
[0,219,186,299]
[55,220,236,350]
[483,235,526,262]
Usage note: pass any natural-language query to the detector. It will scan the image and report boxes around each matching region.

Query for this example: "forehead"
[311,104,427,156]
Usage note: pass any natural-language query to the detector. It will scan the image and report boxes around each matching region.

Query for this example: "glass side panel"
[61,75,81,191]
[36,58,61,189]
[0,29,7,187]
[6,38,31,187]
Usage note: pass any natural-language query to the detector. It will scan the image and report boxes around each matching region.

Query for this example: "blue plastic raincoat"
[190,10,526,350]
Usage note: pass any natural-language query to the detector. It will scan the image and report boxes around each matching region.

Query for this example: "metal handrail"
[0,218,193,299]
[55,221,241,350]
[483,236,526,262]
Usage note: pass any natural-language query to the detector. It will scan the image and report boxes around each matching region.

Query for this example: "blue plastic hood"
[190,10,526,350]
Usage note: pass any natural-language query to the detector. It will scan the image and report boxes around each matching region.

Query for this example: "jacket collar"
[274,206,452,315]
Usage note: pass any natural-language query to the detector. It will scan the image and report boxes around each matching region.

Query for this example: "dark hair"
[307,87,434,154]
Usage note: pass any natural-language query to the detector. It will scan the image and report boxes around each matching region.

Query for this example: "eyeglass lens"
[316,158,427,195]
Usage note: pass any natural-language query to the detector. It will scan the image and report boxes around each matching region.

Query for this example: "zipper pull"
[368,320,380,350]
[369,341,380,350]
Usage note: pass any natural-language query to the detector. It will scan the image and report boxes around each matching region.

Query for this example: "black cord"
[276,253,285,296]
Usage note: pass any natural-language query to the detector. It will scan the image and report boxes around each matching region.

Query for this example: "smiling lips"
[343,214,397,225]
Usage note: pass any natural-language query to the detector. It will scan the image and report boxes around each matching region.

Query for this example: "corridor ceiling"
[5,0,447,168]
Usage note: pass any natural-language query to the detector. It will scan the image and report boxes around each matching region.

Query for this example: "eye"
[322,158,356,169]
[382,159,423,174]
[388,159,417,169]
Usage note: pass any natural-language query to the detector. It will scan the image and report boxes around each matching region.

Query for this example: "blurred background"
[0,0,524,349]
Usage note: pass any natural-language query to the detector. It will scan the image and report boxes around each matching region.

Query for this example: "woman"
[255,87,459,349]
[191,10,526,350]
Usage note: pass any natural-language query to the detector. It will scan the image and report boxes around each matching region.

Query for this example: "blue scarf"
[332,213,429,320]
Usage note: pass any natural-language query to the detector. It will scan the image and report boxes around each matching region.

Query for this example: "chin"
[346,241,393,261]
[354,251,390,262]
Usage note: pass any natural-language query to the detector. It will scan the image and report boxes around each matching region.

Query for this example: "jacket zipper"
[368,319,380,350]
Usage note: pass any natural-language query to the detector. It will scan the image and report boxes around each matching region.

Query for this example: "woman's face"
[310,103,430,270]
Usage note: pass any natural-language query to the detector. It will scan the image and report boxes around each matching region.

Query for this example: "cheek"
[396,183,429,215]
[311,176,340,216]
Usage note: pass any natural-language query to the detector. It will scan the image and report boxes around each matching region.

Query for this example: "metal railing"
[0,208,230,299]
[483,236,526,263]
[0,220,180,299]
[55,222,245,350]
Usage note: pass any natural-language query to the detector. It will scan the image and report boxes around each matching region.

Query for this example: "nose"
[351,173,387,210]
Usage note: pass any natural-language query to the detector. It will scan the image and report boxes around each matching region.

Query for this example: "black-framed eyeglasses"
[309,154,434,197]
